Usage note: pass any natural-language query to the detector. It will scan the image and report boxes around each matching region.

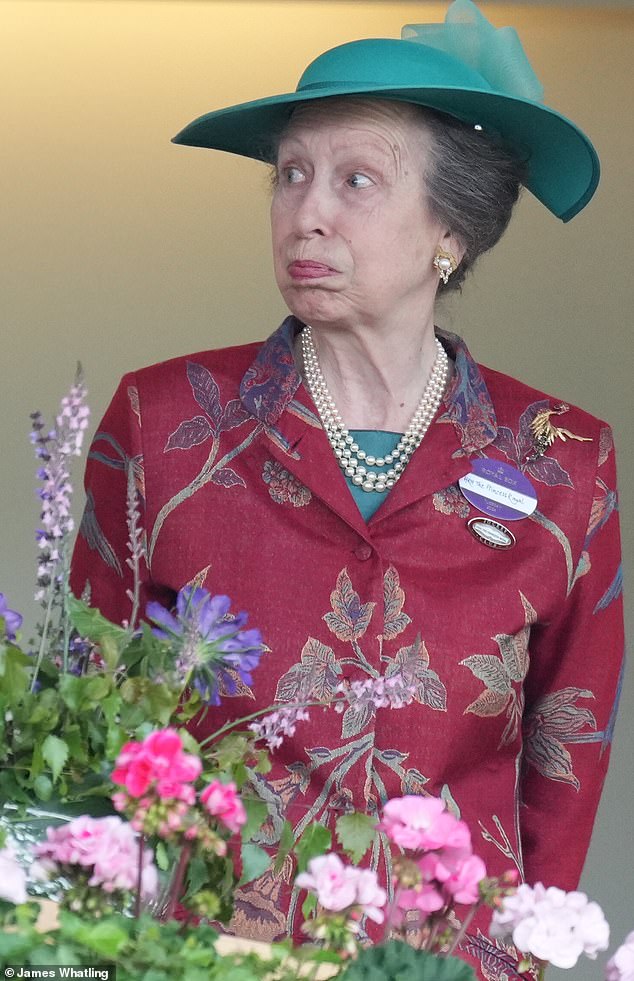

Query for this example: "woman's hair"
[416,105,528,292]
[271,97,528,292]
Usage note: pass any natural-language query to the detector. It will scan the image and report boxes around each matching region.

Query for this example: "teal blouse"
[347,430,403,521]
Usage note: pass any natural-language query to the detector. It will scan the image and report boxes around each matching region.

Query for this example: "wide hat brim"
[172,38,599,222]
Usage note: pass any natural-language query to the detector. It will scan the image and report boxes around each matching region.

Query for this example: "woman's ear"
[440,227,466,268]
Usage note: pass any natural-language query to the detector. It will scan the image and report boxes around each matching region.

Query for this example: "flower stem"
[161,841,192,922]
[445,899,483,957]
[31,575,57,691]
[198,698,330,748]
[134,834,145,919]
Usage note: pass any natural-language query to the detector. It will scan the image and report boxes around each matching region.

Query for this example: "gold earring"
[433,248,458,285]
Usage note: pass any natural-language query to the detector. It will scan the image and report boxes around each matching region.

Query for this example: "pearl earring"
[433,248,458,285]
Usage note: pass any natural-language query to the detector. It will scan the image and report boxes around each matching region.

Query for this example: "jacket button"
[354,544,372,561]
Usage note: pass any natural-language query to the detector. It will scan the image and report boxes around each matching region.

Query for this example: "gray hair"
[416,105,528,292]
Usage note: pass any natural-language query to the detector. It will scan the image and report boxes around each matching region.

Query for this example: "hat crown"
[296,38,492,95]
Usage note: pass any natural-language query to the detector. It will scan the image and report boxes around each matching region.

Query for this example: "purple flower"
[249,703,310,750]
[30,380,89,604]
[147,586,265,705]
[0,593,23,641]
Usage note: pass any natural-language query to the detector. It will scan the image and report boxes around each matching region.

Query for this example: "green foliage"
[239,842,271,886]
[339,940,478,981]
[295,822,332,872]
[335,811,377,864]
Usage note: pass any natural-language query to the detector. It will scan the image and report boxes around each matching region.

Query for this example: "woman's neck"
[296,318,447,432]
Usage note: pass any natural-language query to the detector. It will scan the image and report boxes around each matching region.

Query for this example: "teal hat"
[173,0,599,221]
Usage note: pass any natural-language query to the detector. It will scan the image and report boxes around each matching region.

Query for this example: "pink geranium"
[606,931,634,981]
[296,854,387,923]
[444,854,487,905]
[379,795,470,852]
[35,815,158,898]
[0,844,28,904]
[112,728,202,802]
[200,780,247,833]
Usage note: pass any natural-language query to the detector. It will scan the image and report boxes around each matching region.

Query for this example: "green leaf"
[335,810,377,864]
[212,732,251,771]
[273,819,295,875]
[0,644,31,697]
[295,823,331,873]
[68,596,129,646]
[57,910,129,957]
[301,891,317,920]
[238,842,271,886]
[41,733,69,782]
[32,774,53,801]
[254,749,272,774]
[339,941,477,980]
[155,840,169,872]
[240,797,269,842]
[85,676,111,701]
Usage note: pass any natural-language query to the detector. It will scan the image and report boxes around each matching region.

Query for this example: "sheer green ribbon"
[402,0,544,102]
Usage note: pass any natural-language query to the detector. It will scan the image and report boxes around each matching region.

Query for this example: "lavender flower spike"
[147,585,265,706]
[0,593,23,641]
[249,704,310,751]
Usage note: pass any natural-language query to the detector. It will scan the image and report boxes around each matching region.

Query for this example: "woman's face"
[270,99,453,333]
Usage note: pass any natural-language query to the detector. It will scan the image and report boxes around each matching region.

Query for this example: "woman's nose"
[291,182,332,237]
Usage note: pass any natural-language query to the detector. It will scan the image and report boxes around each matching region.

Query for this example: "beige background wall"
[1,2,632,975]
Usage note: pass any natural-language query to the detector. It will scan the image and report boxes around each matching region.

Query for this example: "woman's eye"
[347,173,373,189]
[280,166,304,184]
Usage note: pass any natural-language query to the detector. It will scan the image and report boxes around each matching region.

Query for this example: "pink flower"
[200,780,247,833]
[606,931,634,981]
[444,854,487,905]
[0,844,28,904]
[351,868,387,924]
[296,854,387,923]
[379,796,470,852]
[397,883,445,916]
[35,815,158,898]
[490,883,609,970]
[297,854,358,912]
[112,728,202,801]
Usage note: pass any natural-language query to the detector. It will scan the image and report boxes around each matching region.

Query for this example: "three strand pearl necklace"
[300,325,450,494]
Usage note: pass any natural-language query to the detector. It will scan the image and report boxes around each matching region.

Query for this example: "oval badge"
[467,517,516,550]
[459,459,537,521]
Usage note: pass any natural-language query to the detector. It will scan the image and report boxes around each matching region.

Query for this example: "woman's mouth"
[288,261,338,280]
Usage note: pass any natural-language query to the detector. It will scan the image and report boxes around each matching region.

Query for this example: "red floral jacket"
[71,317,624,978]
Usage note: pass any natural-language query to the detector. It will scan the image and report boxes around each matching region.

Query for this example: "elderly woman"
[71,2,623,975]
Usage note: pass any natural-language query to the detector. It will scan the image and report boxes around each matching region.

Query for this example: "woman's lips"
[288,260,337,280]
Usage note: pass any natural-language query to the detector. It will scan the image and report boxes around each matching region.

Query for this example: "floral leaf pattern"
[523,687,597,790]
[382,566,411,640]
[262,460,311,507]
[219,398,250,432]
[127,385,141,427]
[594,565,623,614]
[385,635,447,712]
[164,415,213,452]
[275,638,341,702]
[341,701,374,739]
[210,467,246,489]
[323,569,376,642]
[186,361,223,433]
[433,485,470,518]
[598,426,614,466]
[461,593,536,747]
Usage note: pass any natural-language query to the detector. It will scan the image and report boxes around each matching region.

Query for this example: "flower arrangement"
[0,379,631,981]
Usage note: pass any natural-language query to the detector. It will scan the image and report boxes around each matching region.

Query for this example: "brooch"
[529,403,591,460]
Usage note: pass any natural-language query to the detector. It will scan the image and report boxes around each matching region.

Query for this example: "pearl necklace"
[300,326,449,494]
